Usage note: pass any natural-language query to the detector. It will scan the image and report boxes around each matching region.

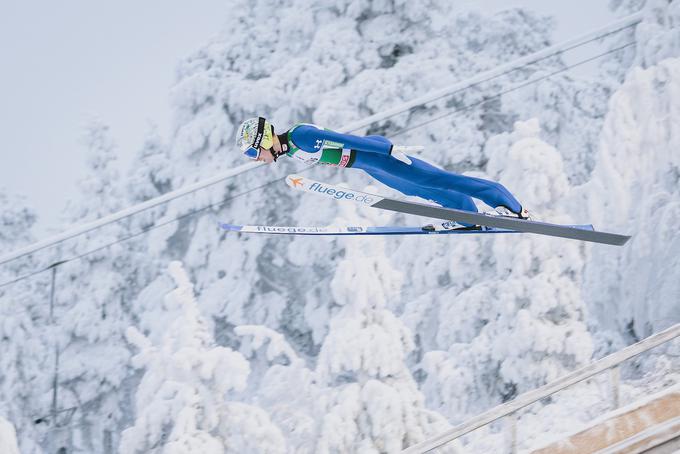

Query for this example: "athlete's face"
[255,133,283,164]
[256,148,275,164]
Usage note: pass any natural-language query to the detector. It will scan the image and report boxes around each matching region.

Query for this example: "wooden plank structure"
[402,324,680,453]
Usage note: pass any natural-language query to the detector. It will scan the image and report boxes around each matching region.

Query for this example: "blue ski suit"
[279,124,522,214]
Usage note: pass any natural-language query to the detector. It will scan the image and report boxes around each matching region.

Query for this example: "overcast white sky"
[0,1,226,234]
[0,1,613,236]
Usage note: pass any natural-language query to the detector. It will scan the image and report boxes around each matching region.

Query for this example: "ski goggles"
[243,117,274,160]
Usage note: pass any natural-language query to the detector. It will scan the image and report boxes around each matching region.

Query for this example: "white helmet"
[236,117,274,160]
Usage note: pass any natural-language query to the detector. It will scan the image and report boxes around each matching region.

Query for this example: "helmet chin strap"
[271,145,287,161]
[270,132,289,162]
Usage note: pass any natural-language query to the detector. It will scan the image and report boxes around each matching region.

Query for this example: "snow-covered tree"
[233,324,319,453]
[414,120,593,425]
[0,191,36,253]
[0,189,40,295]
[0,191,51,454]
[584,56,680,338]
[38,118,135,453]
[233,199,455,452]
[66,119,123,222]
[311,199,455,453]
[120,125,176,306]
[630,0,680,69]
[121,261,284,453]
[127,125,173,205]
[0,281,51,453]
[0,416,21,454]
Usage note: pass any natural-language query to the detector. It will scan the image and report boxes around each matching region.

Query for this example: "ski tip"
[588,225,632,245]
[612,234,632,246]
[219,223,243,232]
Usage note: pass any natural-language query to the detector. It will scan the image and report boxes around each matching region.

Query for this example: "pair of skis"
[220,174,630,246]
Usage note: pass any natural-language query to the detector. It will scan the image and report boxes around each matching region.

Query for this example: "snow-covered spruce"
[120,261,285,453]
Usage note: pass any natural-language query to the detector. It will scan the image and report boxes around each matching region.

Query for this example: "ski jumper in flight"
[235,117,530,219]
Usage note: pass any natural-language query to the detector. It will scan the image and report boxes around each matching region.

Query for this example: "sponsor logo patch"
[256,226,329,233]
[308,182,374,204]
[288,176,304,188]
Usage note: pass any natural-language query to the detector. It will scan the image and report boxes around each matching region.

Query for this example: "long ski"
[285,174,630,246]
[220,223,520,236]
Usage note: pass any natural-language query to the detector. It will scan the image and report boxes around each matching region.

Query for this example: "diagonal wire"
[0,167,311,289]
[345,21,638,134]
[389,41,636,139]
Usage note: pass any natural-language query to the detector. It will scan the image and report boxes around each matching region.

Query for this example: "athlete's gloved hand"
[392,145,424,153]
[390,145,424,165]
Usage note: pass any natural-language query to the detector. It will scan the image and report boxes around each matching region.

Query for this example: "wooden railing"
[402,323,680,453]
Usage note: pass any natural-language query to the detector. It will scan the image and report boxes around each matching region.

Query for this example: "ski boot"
[486,206,532,221]
[421,221,483,232]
